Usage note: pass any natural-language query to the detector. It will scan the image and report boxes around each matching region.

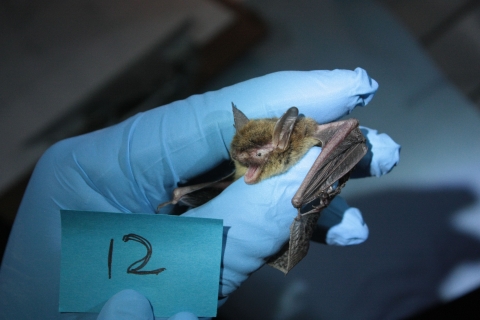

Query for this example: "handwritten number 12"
[108,233,166,279]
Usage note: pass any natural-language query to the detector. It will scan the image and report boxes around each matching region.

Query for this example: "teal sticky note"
[60,210,223,317]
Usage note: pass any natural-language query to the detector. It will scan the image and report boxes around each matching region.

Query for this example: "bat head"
[230,103,308,184]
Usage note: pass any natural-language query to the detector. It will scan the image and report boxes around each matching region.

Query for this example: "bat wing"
[156,161,235,213]
[293,119,367,208]
[268,119,367,274]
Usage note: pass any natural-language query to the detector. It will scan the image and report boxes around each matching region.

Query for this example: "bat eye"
[257,152,262,157]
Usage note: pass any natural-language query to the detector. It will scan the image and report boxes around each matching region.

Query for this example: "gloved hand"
[0,68,400,319]
[97,289,198,320]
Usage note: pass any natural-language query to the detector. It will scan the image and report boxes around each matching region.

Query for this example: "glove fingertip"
[353,67,379,106]
[352,127,400,178]
[368,131,401,177]
[97,289,154,320]
[326,207,369,246]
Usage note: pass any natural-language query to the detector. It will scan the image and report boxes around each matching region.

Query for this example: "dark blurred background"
[1,0,480,319]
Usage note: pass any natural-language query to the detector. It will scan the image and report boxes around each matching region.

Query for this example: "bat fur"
[158,103,367,274]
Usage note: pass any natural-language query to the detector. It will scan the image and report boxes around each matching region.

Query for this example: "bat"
[157,103,367,274]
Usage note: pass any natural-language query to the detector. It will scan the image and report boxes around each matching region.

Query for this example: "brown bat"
[158,103,367,274]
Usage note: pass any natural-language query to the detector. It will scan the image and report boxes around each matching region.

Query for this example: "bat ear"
[232,102,249,131]
[272,107,299,151]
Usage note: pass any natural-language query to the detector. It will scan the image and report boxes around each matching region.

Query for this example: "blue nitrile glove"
[0,68,400,319]
[97,289,198,320]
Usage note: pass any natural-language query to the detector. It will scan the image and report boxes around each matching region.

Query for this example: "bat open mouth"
[244,165,262,184]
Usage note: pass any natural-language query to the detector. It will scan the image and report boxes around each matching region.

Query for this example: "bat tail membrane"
[267,209,321,274]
